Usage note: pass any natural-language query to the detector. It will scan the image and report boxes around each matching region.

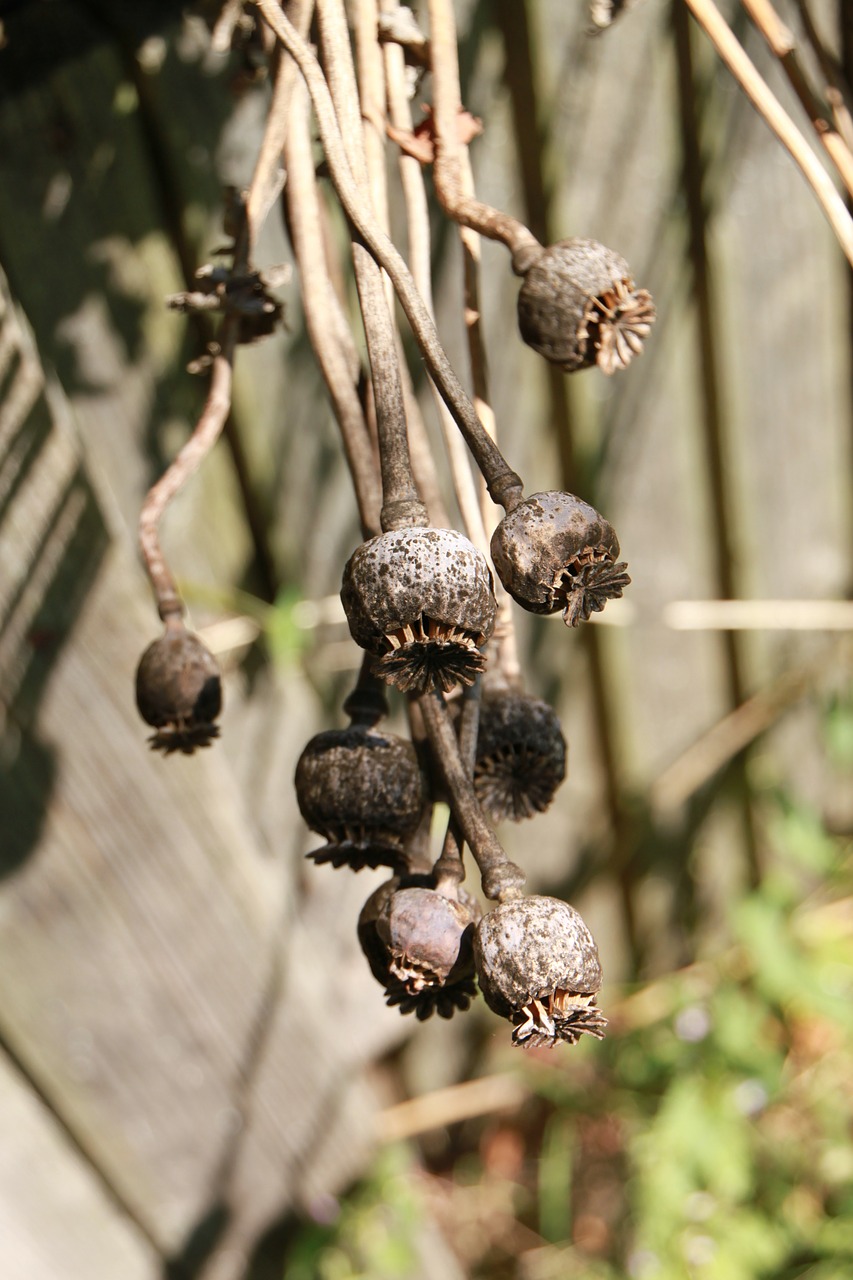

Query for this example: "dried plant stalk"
[682,0,853,265]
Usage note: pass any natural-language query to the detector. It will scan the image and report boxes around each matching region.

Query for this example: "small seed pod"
[474,689,567,822]
[490,490,630,627]
[135,621,222,753]
[295,726,426,871]
[358,876,481,1020]
[474,895,607,1048]
[341,527,496,694]
[517,238,655,375]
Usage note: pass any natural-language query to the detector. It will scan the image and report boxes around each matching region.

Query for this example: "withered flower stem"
[418,688,526,902]
[432,676,482,892]
[139,326,237,620]
[285,79,382,539]
[383,4,489,551]
[317,0,425,531]
[254,0,524,513]
[426,0,542,275]
[342,654,390,728]
[139,30,298,617]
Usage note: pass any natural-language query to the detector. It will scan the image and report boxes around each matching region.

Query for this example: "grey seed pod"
[490,491,630,627]
[135,624,221,753]
[474,690,567,822]
[341,527,497,694]
[474,895,607,1048]
[295,727,426,871]
[517,238,655,375]
[358,876,481,1020]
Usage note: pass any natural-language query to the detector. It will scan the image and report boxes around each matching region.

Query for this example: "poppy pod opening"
[135,622,222,753]
[295,726,426,871]
[358,876,481,1020]
[490,491,630,627]
[341,527,496,694]
[474,689,567,822]
[474,895,607,1048]
[517,237,655,375]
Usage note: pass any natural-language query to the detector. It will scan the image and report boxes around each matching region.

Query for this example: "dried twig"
[742,0,853,197]
[285,77,382,536]
[254,0,525,512]
[139,12,304,616]
[681,0,853,267]
[427,0,541,272]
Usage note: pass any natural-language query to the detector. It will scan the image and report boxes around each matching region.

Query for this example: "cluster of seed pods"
[132,4,655,1047]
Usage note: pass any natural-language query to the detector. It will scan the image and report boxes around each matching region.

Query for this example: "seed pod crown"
[358,875,481,1020]
[491,490,630,626]
[135,622,222,753]
[295,725,426,870]
[517,237,655,375]
[474,688,567,822]
[474,895,607,1048]
[341,526,496,693]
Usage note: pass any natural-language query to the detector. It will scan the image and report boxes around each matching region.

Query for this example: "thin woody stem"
[681,0,853,267]
[432,676,482,891]
[350,0,450,528]
[382,0,487,549]
[742,0,853,197]
[285,77,382,537]
[138,16,303,618]
[139,330,237,619]
[254,0,525,512]
[419,689,525,902]
[421,0,523,679]
[427,0,541,274]
[317,0,425,530]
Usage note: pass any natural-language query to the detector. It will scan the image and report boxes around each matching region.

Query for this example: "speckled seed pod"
[490,491,630,627]
[341,527,496,694]
[295,727,426,870]
[474,690,567,822]
[135,623,222,753]
[474,895,607,1048]
[358,876,481,1020]
[517,238,655,375]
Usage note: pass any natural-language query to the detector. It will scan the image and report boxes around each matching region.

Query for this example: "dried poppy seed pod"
[474,895,607,1048]
[341,527,496,694]
[474,689,567,822]
[358,876,481,1020]
[135,620,221,752]
[517,238,655,375]
[295,726,426,871]
[490,491,630,627]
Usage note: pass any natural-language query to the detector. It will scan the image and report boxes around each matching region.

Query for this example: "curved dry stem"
[139,20,305,617]
[418,689,525,902]
[317,0,425,530]
[285,78,381,536]
[743,0,853,197]
[352,0,449,527]
[682,0,853,266]
[427,0,541,272]
[139,330,237,619]
[254,0,524,512]
[383,0,488,550]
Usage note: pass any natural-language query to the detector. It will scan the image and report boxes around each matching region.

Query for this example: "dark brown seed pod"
[517,238,655,375]
[490,490,630,627]
[358,875,481,1020]
[341,527,496,694]
[474,689,567,822]
[135,621,222,754]
[295,726,426,871]
[474,895,606,1049]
